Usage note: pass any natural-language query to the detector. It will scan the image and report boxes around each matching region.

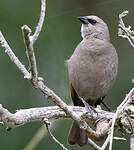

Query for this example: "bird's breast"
[68,42,118,100]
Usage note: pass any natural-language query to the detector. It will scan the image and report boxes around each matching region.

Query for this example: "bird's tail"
[68,83,88,146]
[68,122,88,147]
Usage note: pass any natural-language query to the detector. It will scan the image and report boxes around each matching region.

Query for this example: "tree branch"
[88,138,101,150]
[0,102,133,143]
[32,0,46,44]
[21,0,46,81]
[0,32,31,79]
[109,88,134,150]
[0,29,81,131]
[130,134,134,150]
[118,10,134,48]
[21,25,38,81]
[0,105,111,129]
[45,121,68,150]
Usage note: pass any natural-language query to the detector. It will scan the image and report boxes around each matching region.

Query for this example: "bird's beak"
[77,16,89,24]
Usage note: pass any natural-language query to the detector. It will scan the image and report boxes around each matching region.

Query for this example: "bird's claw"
[79,97,97,114]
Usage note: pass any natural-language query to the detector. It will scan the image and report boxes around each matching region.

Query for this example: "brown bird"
[67,16,118,147]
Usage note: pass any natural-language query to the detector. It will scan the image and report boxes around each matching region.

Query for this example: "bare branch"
[118,10,134,48]
[0,102,133,150]
[130,134,134,150]
[21,25,38,81]
[101,135,110,150]
[21,0,46,80]
[0,105,111,129]
[109,88,134,150]
[32,0,46,44]
[0,31,31,79]
[88,138,101,150]
[113,137,127,141]
[45,120,68,150]
[0,29,82,133]
[0,0,109,145]
[19,0,83,130]
[0,104,114,144]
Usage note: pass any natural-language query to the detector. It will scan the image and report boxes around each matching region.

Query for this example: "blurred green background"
[0,0,134,149]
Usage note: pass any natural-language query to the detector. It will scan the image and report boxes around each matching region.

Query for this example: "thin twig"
[101,134,110,150]
[32,0,46,44]
[45,120,68,150]
[119,25,134,48]
[113,137,127,141]
[88,138,101,150]
[21,0,46,80]
[23,120,59,150]
[118,10,134,48]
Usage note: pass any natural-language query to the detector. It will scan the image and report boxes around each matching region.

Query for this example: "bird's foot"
[101,101,113,112]
[79,97,97,114]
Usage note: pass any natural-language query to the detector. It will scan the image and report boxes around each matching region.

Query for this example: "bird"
[67,15,118,147]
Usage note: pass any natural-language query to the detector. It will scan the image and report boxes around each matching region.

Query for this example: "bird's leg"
[101,101,113,112]
[79,97,97,114]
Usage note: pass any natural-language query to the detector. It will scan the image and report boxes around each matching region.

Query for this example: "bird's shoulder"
[74,38,115,56]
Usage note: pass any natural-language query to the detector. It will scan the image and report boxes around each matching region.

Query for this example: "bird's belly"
[68,55,117,100]
[77,71,114,100]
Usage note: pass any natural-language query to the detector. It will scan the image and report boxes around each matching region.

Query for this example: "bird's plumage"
[68,15,118,147]
[68,38,118,104]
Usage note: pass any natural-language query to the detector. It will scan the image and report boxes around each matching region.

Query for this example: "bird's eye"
[88,19,97,25]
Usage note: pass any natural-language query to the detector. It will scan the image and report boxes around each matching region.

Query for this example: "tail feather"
[68,122,88,147]
[77,127,88,146]
[68,83,88,146]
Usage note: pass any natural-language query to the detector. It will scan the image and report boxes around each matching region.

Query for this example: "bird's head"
[78,15,110,41]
